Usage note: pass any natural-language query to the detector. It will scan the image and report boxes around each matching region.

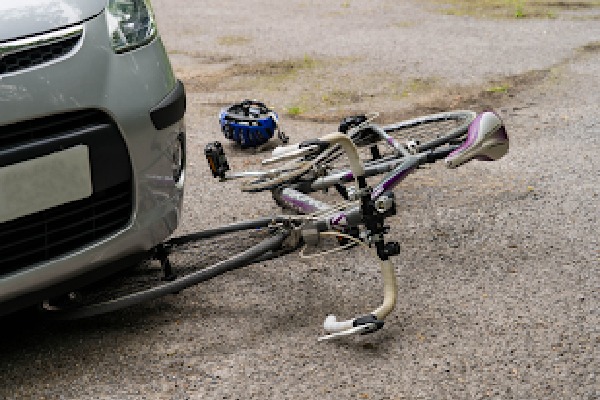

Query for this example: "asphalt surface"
[1,1,599,399]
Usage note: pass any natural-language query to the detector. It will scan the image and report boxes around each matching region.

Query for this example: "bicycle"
[44,110,509,342]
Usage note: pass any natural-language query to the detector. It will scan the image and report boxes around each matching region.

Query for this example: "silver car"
[0,0,186,315]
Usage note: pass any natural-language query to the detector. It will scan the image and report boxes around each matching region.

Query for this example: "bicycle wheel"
[383,110,476,152]
[299,111,477,186]
[42,218,292,319]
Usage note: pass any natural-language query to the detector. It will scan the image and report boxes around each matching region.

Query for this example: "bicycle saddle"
[445,111,509,169]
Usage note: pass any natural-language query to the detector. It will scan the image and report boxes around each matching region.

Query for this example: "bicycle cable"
[299,231,368,260]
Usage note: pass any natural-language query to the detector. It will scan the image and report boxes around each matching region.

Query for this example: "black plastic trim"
[353,314,385,334]
[0,250,150,317]
[150,80,186,130]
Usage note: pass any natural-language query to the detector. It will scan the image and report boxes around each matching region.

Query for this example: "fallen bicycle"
[43,110,509,341]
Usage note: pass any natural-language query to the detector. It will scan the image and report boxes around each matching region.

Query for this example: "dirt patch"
[230,57,320,77]
[167,50,235,64]
[179,73,225,93]
[408,69,549,115]
[218,57,561,122]
[284,69,550,124]
[285,39,599,123]
[579,40,600,52]
[178,56,324,93]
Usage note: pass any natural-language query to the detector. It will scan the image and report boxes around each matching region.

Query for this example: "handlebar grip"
[323,315,354,332]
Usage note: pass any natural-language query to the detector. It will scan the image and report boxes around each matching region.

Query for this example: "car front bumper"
[0,11,186,315]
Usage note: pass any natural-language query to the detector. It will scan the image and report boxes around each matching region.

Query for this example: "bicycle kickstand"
[154,243,177,282]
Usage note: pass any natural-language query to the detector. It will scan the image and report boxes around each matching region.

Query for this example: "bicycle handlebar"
[318,259,397,341]
[316,113,509,340]
[313,141,459,340]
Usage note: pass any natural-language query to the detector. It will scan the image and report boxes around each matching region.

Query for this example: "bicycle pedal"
[278,130,289,144]
[205,141,230,178]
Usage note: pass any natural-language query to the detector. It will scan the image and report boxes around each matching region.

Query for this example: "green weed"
[486,84,510,93]
[287,106,304,116]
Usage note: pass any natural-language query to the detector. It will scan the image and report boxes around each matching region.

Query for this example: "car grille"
[0,182,132,272]
[0,109,103,150]
[0,29,82,76]
[0,110,133,274]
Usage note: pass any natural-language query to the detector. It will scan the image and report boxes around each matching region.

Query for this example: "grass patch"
[238,56,321,91]
[426,0,600,19]
[287,106,304,116]
[301,55,317,68]
[486,84,510,93]
[215,56,323,91]
[268,66,553,124]
[514,0,527,17]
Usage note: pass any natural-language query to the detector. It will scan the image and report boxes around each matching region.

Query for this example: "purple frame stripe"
[280,194,319,214]
[371,166,415,199]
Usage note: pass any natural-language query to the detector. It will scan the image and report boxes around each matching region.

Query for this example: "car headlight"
[106,0,157,53]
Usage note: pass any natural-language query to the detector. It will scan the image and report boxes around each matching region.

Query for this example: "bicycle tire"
[299,110,477,183]
[42,218,291,320]
[382,110,476,152]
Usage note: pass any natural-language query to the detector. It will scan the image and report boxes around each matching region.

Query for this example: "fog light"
[172,133,185,183]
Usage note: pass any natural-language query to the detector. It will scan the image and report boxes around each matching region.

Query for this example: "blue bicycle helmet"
[220,100,286,148]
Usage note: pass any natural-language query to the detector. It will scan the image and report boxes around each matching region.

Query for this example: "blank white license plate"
[0,145,93,224]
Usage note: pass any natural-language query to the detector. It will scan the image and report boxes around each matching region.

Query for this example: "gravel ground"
[1,1,599,399]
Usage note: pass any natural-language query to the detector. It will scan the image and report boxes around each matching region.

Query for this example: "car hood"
[0,0,105,42]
